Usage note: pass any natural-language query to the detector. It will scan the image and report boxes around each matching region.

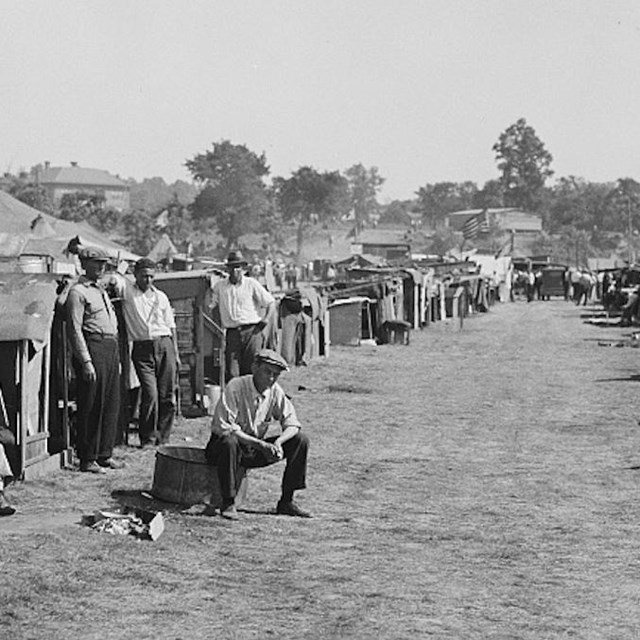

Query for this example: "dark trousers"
[225,325,264,380]
[132,336,177,445]
[205,431,309,501]
[73,335,120,463]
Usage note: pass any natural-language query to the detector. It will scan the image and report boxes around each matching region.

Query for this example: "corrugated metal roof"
[40,165,127,189]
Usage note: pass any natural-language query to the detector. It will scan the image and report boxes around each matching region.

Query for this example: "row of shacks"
[0,192,521,478]
[2,254,511,480]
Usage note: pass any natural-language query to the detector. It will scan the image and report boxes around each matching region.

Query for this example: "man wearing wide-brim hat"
[210,250,276,380]
[205,348,311,519]
[66,246,123,474]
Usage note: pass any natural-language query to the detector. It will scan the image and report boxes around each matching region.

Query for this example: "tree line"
[4,118,640,262]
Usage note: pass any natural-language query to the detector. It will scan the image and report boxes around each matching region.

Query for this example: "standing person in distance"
[66,247,122,473]
[112,258,181,447]
[210,250,276,380]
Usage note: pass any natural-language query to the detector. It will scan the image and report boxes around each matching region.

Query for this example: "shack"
[153,270,225,416]
[0,274,61,478]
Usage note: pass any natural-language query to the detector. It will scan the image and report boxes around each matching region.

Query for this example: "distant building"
[447,208,542,234]
[38,161,130,211]
[350,228,411,260]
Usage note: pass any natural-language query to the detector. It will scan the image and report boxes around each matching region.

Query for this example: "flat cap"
[79,246,111,262]
[254,348,289,371]
[135,257,157,272]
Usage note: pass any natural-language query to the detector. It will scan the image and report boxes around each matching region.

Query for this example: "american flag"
[462,210,489,240]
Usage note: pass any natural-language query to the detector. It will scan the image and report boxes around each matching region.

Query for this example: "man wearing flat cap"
[210,250,276,380]
[110,257,181,447]
[205,348,311,519]
[66,247,122,474]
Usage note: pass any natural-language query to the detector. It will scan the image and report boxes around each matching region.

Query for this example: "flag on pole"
[462,210,489,240]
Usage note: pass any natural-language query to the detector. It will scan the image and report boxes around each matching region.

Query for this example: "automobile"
[539,266,567,300]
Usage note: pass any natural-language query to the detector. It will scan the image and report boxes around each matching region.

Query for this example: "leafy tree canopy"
[273,166,350,260]
[414,181,478,228]
[493,117,553,211]
[186,140,271,250]
[343,164,385,230]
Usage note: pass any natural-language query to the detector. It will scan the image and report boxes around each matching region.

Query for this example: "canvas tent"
[0,191,138,272]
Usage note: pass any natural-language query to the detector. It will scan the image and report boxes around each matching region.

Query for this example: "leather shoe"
[0,492,15,516]
[97,458,125,469]
[276,500,311,518]
[220,504,239,520]
[80,461,107,475]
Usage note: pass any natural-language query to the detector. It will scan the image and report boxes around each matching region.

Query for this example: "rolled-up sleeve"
[272,389,301,431]
[211,386,242,437]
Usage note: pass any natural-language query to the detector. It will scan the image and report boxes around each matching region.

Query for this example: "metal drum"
[151,445,246,506]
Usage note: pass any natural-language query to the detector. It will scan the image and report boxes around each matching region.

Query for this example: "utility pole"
[628,195,633,264]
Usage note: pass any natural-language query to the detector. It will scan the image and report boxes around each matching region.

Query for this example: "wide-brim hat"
[225,250,248,266]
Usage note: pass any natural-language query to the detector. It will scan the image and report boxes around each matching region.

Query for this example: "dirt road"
[3,299,640,639]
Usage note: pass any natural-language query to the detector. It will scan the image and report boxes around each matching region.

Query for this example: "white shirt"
[211,276,274,329]
[114,275,176,341]
[211,374,301,439]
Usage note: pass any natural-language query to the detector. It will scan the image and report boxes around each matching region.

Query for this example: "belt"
[134,336,171,344]
[227,323,259,332]
[83,333,118,341]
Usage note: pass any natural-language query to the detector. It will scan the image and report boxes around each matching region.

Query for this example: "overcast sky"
[2,0,640,201]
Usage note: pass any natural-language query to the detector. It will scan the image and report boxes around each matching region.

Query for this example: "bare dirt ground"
[2,299,640,639]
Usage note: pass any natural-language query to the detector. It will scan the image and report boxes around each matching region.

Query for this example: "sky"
[2,0,640,202]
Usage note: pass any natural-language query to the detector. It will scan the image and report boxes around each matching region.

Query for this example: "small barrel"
[151,445,246,506]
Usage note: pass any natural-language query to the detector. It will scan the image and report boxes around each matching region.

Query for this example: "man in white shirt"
[114,258,181,447]
[210,250,276,380]
[205,349,310,520]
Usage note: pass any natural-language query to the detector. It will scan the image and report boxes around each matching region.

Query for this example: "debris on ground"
[82,508,164,541]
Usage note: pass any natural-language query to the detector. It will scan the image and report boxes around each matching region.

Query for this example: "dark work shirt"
[66,276,118,363]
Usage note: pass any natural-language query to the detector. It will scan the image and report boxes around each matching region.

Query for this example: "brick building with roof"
[38,161,130,211]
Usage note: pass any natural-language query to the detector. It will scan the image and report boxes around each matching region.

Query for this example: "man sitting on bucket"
[205,349,311,520]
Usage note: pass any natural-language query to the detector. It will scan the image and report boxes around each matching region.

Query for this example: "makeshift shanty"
[0,273,62,478]
[153,270,225,416]
[0,191,138,274]
[328,296,376,346]
[278,286,329,365]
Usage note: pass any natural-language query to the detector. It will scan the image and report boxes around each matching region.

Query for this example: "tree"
[343,164,385,233]
[379,200,414,225]
[414,181,477,229]
[545,176,610,233]
[273,166,349,260]
[493,118,553,211]
[119,209,159,256]
[7,172,53,214]
[473,179,504,209]
[186,140,271,250]
[605,178,640,233]
[425,227,458,257]
[57,191,121,233]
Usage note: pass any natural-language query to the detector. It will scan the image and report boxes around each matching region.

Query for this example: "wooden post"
[324,308,331,357]
[453,286,465,331]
